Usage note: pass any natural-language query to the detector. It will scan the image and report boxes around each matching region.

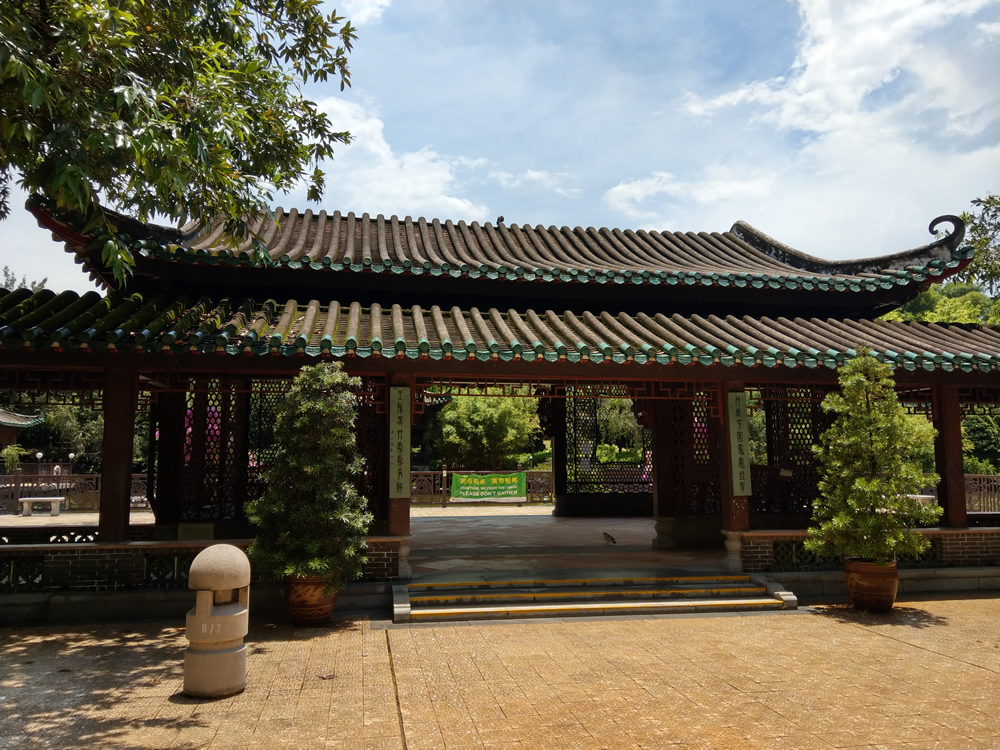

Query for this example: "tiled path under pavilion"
[406,505,727,580]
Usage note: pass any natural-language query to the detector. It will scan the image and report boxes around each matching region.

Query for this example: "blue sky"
[3,0,998,293]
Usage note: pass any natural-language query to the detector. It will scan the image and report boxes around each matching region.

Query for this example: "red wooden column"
[549,393,569,516]
[650,400,678,549]
[933,384,967,528]
[99,368,139,542]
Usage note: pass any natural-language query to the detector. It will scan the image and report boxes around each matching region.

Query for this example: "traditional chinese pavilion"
[2,201,998,590]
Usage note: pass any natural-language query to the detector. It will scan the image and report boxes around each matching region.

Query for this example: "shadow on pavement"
[814,602,949,628]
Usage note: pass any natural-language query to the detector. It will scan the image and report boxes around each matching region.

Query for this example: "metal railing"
[4,468,993,513]
[0,470,150,514]
[965,475,1000,512]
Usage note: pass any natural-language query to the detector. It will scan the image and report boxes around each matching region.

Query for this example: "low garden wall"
[740,527,1000,573]
[0,536,408,595]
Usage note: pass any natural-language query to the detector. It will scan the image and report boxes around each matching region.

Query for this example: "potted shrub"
[805,350,943,612]
[246,362,373,625]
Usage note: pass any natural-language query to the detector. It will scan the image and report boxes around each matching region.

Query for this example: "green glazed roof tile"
[4,288,1000,373]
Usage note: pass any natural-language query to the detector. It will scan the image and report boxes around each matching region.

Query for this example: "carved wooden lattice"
[355,376,389,533]
[171,374,386,526]
[179,378,248,521]
[664,397,723,515]
[245,379,288,506]
[749,386,834,514]
[564,386,653,494]
[959,387,1000,417]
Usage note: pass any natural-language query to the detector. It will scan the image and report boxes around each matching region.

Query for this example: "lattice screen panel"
[355,376,389,529]
[245,379,288,506]
[749,386,834,515]
[179,378,248,521]
[664,398,723,515]
[563,387,653,495]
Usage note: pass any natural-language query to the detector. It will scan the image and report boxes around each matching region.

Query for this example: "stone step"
[393,574,797,623]
[406,597,787,622]
[407,573,755,592]
[408,582,767,606]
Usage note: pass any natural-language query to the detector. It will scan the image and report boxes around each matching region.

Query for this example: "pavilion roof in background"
[0,408,44,429]
[28,201,971,318]
[2,287,998,373]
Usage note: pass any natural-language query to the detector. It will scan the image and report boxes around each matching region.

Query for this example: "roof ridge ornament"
[730,215,968,276]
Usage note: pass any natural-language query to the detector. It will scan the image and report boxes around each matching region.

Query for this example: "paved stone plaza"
[1,595,996,749]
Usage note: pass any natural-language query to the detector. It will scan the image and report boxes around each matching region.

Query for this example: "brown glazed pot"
[284,576,338,626]
[843,559,898,613]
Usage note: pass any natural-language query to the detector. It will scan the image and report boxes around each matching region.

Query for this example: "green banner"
[451,472,527,502]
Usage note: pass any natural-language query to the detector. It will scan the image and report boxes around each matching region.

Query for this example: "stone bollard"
[183,544,250,698]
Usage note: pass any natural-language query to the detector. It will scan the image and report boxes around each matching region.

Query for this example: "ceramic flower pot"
[284,576,338,626]
[844,559,898,613]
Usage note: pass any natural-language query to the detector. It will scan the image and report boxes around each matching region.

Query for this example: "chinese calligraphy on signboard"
[727,391,753,497]
[389,387,411,498]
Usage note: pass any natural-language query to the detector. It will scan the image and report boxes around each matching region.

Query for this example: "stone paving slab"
[1,595,997,749]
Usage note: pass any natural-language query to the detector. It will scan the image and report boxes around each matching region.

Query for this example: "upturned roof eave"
[26,199,970,307]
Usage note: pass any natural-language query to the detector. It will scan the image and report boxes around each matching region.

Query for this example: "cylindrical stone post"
[183,544,251,698]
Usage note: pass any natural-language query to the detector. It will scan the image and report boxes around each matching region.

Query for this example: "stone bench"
[20,497,64,516]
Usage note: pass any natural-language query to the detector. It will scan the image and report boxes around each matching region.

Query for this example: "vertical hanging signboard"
[728,391,753,496]
[389,387,411,498]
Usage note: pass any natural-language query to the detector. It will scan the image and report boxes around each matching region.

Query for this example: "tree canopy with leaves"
[431,396,542,470]
[958,193,1000,290]
[1,0,355,283]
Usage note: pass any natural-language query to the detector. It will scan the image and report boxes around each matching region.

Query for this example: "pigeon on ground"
[603,532,616,545]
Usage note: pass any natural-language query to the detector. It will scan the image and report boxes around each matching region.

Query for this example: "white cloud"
[617,0,999,256]
[686,0,995,136]
[303,97,489,220]
[340,0,391,27]
[489,169,581,198]
[974,20,1000,44]
[604,171,775,225]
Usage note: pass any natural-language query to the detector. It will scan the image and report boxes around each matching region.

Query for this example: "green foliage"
[805,352,943,564]
[245,363,372,594]
[893,287,941,320]
[1,1,356,284]
[12,399,113,473]
[924,292,991,324]
[904,413,938,474]
[962,415,1000,470]
[958,193,1000,290]
[747,406,767,465]
[2,266,46,291]
[430,395,542,470]
[595,444,643,463]
[2,443,29,473]
[938,280,982,299]
[963,454,996,475]
[884,280,994,324]
[509,446,552,470]
[596,399,642,450]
